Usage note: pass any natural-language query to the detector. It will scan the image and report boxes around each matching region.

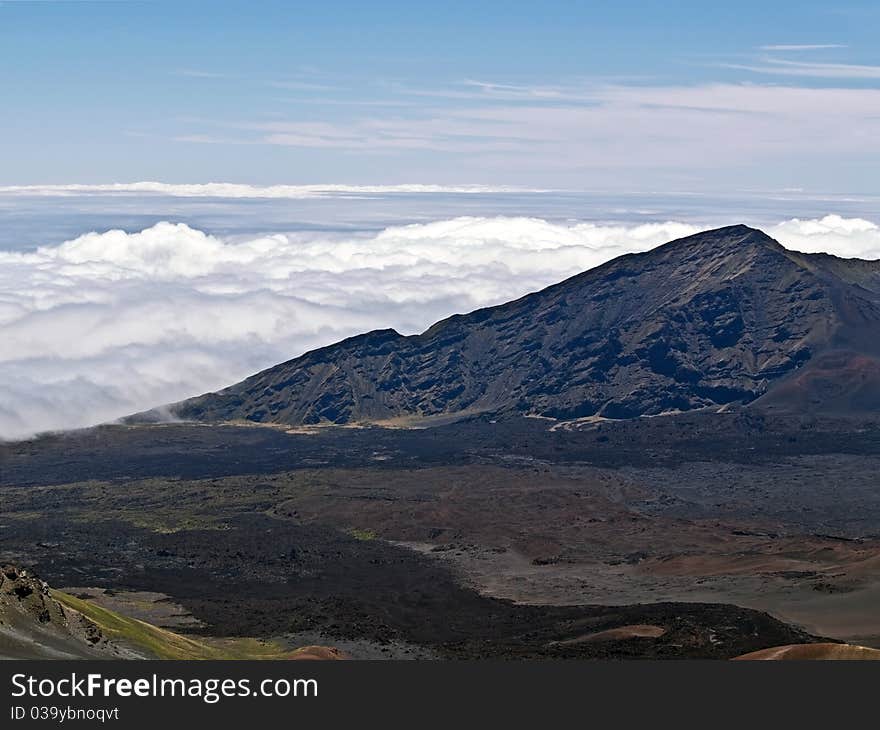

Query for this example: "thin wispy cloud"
[387,79,601,105]
[162,82,880,187]
[758,44,847,51]
[274,97,421,108]
[174,69,234,79]
[0,182,544,198]
[263,79,344,92]
[175,67,351,94]
[146,44,880,188]
[724,57,880,79]
[461,80,569,99]
[171,134,260,145]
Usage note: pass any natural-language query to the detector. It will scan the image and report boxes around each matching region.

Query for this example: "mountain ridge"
[135,224,880,426]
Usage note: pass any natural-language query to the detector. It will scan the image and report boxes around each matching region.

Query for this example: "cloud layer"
[0,182,542,199]
[1,214,879,440]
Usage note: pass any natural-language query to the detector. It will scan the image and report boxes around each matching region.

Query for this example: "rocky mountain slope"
[145,225,880,426]
[0,565,129,659]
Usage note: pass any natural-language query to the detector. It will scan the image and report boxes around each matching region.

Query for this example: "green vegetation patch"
[53,590,294,660]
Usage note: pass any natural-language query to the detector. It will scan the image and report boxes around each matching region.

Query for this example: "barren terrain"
[3,411,878,656]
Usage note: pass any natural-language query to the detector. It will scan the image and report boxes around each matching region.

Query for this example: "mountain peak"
[144,224,880,426]
[659,224,781,255]
[713,223,764,235]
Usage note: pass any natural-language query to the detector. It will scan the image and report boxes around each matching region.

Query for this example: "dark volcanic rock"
[143,225,880,425]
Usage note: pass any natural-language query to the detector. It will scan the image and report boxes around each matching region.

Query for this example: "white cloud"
[768,214,880,258]
[0,182,543,199]
[0,215,878,440]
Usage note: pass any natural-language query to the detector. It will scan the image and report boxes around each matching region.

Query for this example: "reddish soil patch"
[556,624,667,645]
[735,642,880,660]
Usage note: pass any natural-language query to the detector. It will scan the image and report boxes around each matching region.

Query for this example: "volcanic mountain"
[146,225,880,426]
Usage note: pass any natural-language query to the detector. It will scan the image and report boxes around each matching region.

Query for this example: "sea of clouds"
[1,213,879,440]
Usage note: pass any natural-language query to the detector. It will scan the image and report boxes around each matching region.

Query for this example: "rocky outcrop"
[0,565,106,659]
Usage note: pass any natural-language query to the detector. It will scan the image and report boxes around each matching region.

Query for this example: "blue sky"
[2,0,879,190]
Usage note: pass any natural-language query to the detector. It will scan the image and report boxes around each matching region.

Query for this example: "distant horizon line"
[0,181,553,199]
[1,181,879,201]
